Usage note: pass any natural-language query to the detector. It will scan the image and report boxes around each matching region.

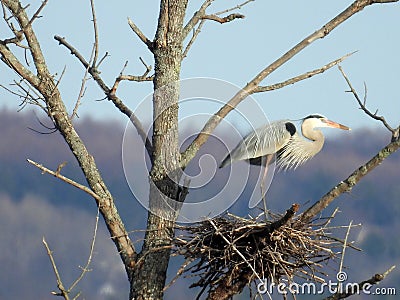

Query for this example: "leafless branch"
[181,0,249,59]
[300,138,400,223]
[69,208,100,292]
[0,38,40,87]
[254,52,355,93]
[201,13,245,23]
[0,32,24,45]
[338,220,353,291]
[1,0,52,80]
[54,35,90,69]
[115,68,153,84]
[28,112,57,134]
[89,0,99,66]
[1,78,46,113]
[183,0,252,40]
[180,0,399,169]
[27,158,102,202]
[71,44,96,119]
[51,65,67,98]
[54,35,153,159]
[214,0,254,15]
[127,17,153,50]
[323,265,396,300]
[95,51,109,68]
[163,257,196,292]
[1,1,24,46]
[28,0,49,26]
[338,65,400,141]
[185,7,246,59]
[110,58,153,94]
[182,19,206,58]
[182,0,214,38]
[42,237,71,300]
[43,209,100,299]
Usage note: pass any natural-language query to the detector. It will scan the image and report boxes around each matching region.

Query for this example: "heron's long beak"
[325,119,351,130]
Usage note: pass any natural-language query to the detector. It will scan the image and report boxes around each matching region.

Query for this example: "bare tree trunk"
[131,1,188,299]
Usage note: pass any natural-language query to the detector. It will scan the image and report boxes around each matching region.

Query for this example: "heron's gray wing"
[219,120,295,168]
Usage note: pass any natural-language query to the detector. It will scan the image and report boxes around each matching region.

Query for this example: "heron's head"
[303,114,350,130]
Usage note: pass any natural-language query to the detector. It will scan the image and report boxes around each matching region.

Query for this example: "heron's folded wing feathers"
[219,120,293,167]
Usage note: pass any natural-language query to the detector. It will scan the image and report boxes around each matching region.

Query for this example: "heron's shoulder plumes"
[277,128,324,170]
[277,136,315,170]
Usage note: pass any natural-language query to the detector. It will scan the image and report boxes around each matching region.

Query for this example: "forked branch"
[182,19,205,58]
[42,237,71,300]
[110,58,153,95]
[43,209,100,300]
[27,159,102,201]
[27,0,49,27]
[69,209,100,293]
[338,65,399,141]
[182,0,250,44]
[182,0,214,38]
[254,52,355,93]
[54,35,153,159]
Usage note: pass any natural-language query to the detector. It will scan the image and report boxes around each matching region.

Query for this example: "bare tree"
[0,0,399,299]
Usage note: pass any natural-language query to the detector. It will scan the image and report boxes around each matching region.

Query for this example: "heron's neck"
[301,127,324,155]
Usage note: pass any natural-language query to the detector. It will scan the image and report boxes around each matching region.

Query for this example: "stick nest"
[172,204,348,297]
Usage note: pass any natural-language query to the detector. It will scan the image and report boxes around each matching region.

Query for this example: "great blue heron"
[220,114,350,171]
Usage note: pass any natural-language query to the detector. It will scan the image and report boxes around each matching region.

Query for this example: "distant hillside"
[0,109,398,299]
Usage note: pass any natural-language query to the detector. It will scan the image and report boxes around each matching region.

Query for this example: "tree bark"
[131,1,188,299]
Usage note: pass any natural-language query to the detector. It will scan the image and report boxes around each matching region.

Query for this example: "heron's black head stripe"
[304,114,324,120]
[285,122,296,136]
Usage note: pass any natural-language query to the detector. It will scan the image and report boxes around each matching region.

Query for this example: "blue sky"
[1,0,399,133]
